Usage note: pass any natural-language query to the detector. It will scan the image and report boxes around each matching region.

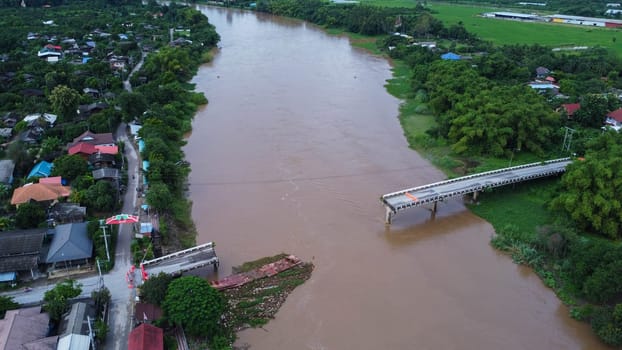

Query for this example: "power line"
[187,164,436,187]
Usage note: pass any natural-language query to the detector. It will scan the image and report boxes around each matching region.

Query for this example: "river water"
[184,6,606,350]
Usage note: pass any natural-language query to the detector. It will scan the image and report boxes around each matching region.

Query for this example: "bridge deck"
[381,158,571,223]
[141,241,219,277]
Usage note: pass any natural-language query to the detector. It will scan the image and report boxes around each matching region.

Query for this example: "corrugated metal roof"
[57,334,91,350]
[46,222,93,263]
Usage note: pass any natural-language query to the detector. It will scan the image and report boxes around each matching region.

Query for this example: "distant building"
[441,52,461,60]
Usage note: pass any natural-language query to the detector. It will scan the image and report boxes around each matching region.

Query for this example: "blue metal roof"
[27,161,53,179]
[441,52,461,60]
[0,271,16,282]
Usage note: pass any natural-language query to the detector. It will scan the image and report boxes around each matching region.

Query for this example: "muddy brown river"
[184,6,607,349]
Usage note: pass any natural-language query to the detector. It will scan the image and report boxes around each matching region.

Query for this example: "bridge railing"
[387,165,569,212]
[382,157,570,200]
[142,241,215,267]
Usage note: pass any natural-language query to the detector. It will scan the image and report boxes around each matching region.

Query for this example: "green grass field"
[361,1,622,55]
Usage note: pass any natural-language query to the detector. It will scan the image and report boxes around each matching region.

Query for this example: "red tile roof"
[562,103,581,117]
[607,108,622,123]
[128,323,163,350]
[68,142,97,155]
[11,183,71,205]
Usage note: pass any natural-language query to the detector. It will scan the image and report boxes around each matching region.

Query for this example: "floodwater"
[184,6,607,350]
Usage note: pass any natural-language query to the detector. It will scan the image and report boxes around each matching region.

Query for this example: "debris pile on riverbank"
[219,254,314,331]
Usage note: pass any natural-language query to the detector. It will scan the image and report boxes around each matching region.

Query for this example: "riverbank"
[320,16,620,350]
[186,254,314,349]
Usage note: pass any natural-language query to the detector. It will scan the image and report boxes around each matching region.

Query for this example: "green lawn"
[468,178,558,235]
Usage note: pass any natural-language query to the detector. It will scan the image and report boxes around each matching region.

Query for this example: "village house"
[27,160,53,179]
[37,44,62,62]
[0,306,58,349]
[45,222,93,270]
[10,182,71,207]
[128,323,163,350]
[605,108,622,131]
[560,103,581,119]
[67,130,115,149]
[0,229,46,281]
[56,302,96,350]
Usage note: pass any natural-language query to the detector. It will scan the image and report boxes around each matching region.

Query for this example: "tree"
[49,85,80,123]
[447,85,560,156]
[85,181,116,212]
[43,279,82,322]
[551,132,622,238]
[0,295,18,318]
[6,141,34,177]
[15,202,45,228]
[592,304,622,346]
[117,91,148,122]
[91,287,111,317]
[145,182,173,213]
[139,272,173,306]
[40,136,63,160]
[574,94,611,128]
[162,276,226,337]
[51,154,88,183]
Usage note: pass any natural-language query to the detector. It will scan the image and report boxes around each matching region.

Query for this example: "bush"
[591,305,622,346]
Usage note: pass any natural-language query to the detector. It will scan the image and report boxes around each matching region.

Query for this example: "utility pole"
[99,220,110,261]
[562,127,576,153]
[96,258,104,289]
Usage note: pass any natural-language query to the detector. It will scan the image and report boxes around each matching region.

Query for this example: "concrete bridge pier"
[384,206,393,225]
[473,191,479,202]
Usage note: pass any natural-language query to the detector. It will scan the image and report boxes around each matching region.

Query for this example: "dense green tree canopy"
[162,276,226,337]
[51,154,89,183]
[552,132,622,239]
[49,85,81,123]
[44,279,82,322]
[139,272,173,306]
[85,181,116,212]
[447,85,560,156]
[15,202,45,228]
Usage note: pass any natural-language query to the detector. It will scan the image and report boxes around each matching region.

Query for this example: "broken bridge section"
[381,158,572,224]
[140,242,219,279]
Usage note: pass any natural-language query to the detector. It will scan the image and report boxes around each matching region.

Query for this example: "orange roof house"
[11,183,71,206]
